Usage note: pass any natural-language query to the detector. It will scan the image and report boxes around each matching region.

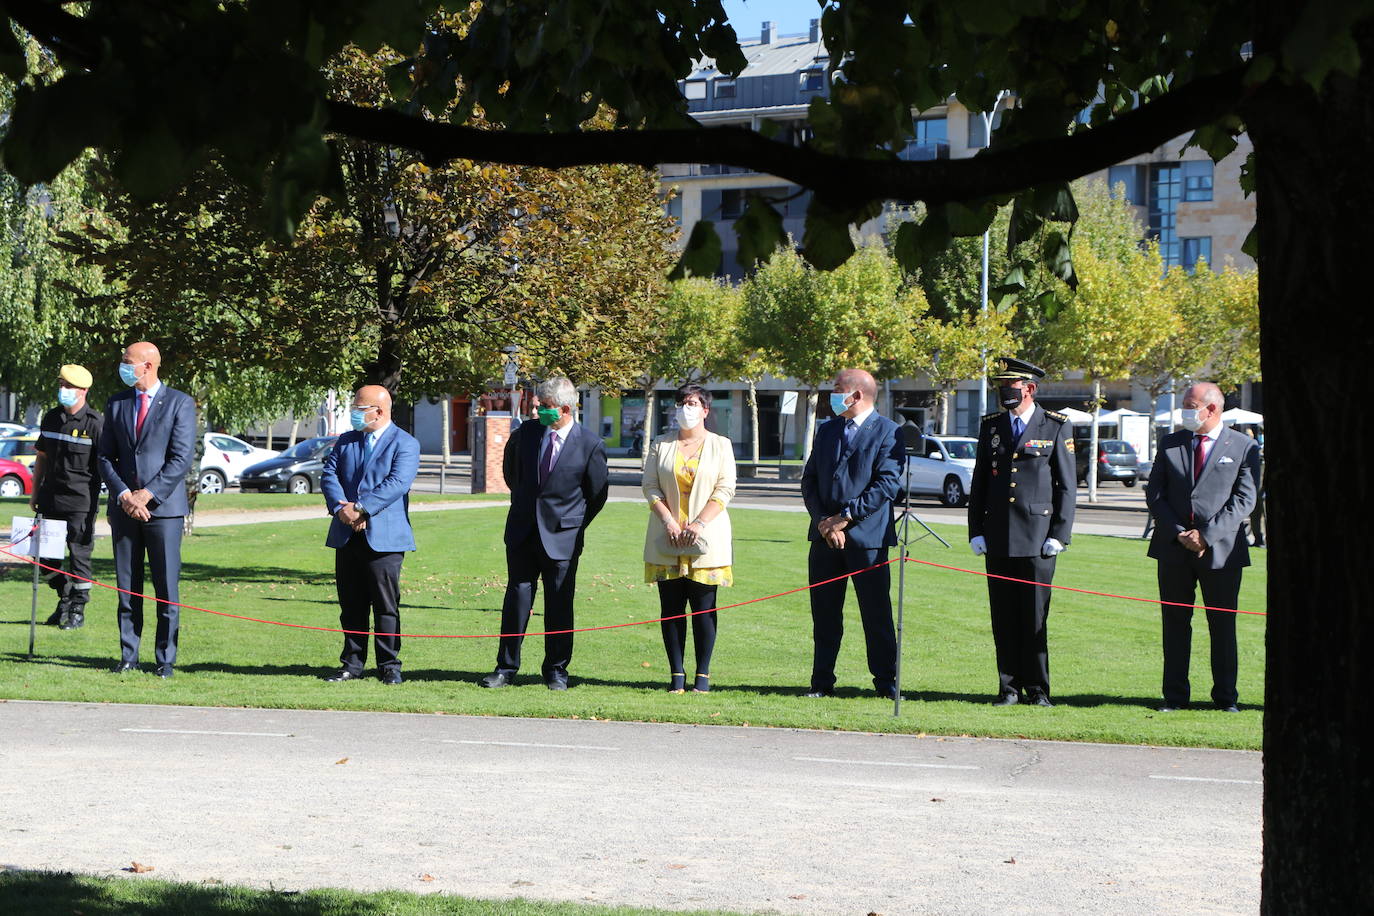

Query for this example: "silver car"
[901,435,977,506]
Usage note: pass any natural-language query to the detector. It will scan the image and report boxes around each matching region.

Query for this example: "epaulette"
[981,412,1001,423]
[1044,410,1068,423]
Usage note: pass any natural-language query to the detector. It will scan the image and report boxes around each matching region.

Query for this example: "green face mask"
[537,406,561,426]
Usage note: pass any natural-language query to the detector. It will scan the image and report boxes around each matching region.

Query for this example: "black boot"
[45,598,67,627]
[60,604,85,630]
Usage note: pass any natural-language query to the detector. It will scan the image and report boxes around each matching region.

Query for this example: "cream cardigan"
[641,431,736,568]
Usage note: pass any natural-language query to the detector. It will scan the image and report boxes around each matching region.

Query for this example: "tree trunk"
[939,384,952,435]
[802,388,818,461]
[747,379,760,463]
[440,396,452,465]
[287,411,300,449]
[643,385,657,459]
[1246,18,1374,910]
[365,325,404,391]
[1087,377,1100,503]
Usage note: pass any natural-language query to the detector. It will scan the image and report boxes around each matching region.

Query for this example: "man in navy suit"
[320,385,420,685]
[968,357,1076,707]
[1146,382,1260,712]
[801,368,905,699]
[481,376,608,690]
[97,341,196,678]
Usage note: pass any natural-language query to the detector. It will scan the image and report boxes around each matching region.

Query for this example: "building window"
[799,68,824,92]
[1148,163,1181,266]
[714,78,736,99]
[1182,159,1214,201]
[900,117,949,160]
[1181,237,1212,270]
[1107,164,1142,204]
[664,192,682,222]
[721,189,744,219]
[683,79,707,100]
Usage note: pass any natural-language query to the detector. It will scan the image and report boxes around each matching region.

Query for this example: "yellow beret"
[59,364,93,388]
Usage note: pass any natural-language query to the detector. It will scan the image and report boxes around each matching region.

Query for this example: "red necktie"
[135,392,150,438]
[1193,434,1206,481]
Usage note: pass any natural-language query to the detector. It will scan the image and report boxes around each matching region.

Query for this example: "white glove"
[969,535,988,556]
[1041,537,1065,557]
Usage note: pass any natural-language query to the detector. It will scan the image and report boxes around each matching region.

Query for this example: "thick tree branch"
[325,67,1253,207]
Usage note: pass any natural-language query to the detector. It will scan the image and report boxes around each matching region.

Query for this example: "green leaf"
[0,21,26,80]
[385,61,414,102]
[945,199,998,237]
[991,263,1028,307]
[1007,195,1042,252]
[1035,183,1078,223]
[1188,123,1239,162]
[892,220,920,273]
[0,77,119,185]
[112,124,190,199]
[734,195,787,270]
[1239,151,1256,197]
[668,220,722,280]
[1241,225,1259,261]
[801,200,856,270]
[1042,229,1078,288]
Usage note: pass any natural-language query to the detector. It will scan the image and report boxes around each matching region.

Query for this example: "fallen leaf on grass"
[335,757,349,765]
[930,798,944,803]
[512,880,534,887]
[641,661,652,668]
[420,874,435,882]
[709,712,720,718]
[127,862,154,874]
[668,864,687,870]
[789,894,807,900]
[1004,857,1017,864]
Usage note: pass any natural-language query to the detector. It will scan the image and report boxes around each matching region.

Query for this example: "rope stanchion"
[0,542,898,640]
[903,556,1266,617]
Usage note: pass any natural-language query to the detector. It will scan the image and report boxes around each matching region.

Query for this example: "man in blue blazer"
[320,386,420,685]
[1146,382,1260,712]
[801,368,905,699]
[481,376,608,690]
[97,341,197,678]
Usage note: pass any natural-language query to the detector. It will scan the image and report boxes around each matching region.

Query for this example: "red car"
[0,457,33,498]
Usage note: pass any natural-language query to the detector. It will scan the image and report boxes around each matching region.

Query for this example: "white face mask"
[1180,408,1204,432]
[675,404,703,430]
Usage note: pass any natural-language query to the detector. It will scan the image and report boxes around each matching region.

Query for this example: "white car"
[198,434,280,493]
[901,435,977,507]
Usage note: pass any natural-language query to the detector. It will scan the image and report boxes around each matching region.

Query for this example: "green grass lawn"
[0,500,1266,749]
[0,871,741,916]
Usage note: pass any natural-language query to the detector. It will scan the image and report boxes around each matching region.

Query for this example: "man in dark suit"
[319,385,420,685]
[97,341,196,678]
[968,357,1076,707]
[481,376,608,690]
[800,368,905,699]
[1146,382,1260,712]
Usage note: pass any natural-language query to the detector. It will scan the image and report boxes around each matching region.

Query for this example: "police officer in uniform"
[967,357,1076,706]
[30,364,104,630]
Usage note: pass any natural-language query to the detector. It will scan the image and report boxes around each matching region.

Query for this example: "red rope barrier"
[0,542,897,639]
[903,555,1266,616]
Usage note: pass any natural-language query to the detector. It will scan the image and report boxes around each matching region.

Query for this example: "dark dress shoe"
[991,692,1019,706]
[545,674,569,691]
[111,661,140,674]
[379,669,402,685]
[155,665,174,679]
[1217,704,1240,713]
[480,670,515,688]
[804,689,833,698]
[1158,704,1185,713]
[875,684,899,700]
[323,669,363,682]
[60,611,85,630]
[1027,693,1054,707]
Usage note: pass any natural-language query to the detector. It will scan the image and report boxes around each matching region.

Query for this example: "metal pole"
[439,464,446,494]
[893,486,912,716]
[28,513,41,658]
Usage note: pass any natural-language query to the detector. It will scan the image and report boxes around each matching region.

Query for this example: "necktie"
[363,432,376,466]
[1011,415,1024,441]
[539,432,557,485]
[837,419,857,461]
[135,392,150,438]
[1193,434,1207,481]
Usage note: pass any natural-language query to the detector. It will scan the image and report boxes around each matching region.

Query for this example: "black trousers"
[335,533,404,674]
[41,510,96,608]
[110,513,182,668]
[496,533,579,678]
[1158,561,1243,707]
[985,554,1056,698]
[657,577,718,678]
[807,541,897,693]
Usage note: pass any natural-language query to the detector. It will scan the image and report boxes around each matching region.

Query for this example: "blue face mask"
[118,362,142,387]
[830,391,854,417]
[57,388,79,408]
[350,409,370,431]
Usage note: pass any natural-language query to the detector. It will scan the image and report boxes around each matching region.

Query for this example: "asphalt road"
[0,701,1259,914]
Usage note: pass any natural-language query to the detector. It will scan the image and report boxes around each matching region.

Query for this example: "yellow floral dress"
[644,448,733,586]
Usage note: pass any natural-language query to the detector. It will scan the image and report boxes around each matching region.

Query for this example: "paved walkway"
[0,701,1259,914]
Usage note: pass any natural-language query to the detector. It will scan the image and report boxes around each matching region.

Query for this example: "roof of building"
[686,31,825,80]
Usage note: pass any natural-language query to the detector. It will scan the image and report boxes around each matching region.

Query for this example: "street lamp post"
[977,90,1009,425]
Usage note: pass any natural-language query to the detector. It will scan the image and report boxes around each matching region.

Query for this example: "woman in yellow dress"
[642,385,736,693]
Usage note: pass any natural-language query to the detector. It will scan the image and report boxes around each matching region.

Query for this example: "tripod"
[892,457,951,716]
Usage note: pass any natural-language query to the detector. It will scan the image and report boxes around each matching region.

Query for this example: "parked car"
[901,435,977,506]
[0,433,39,467]
[237,436,337,494]
[1075,438,1140,486]
[198,433,282,493]
[0,456,34,498]
[0,422,30,436]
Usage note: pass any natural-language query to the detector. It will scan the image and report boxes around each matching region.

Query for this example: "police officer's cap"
[989,356,1045,382]
[59,364,93,388]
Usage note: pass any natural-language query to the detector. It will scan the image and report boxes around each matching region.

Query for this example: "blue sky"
[720,0,823,39]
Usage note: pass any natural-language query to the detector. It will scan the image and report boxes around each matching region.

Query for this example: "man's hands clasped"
[119,488,154,522]
[818,513,848,549]
[335,502,368,532]
[1176,528,1207,557]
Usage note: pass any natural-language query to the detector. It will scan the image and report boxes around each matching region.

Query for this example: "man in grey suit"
[481,377,608,690]
[97,341,197,678]
[1146,382,1261,712]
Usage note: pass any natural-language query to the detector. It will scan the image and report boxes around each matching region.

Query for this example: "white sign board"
[502,360,518,387]
[9,516,68,559]
[780,391,798,416]
[1118,414,1152,462]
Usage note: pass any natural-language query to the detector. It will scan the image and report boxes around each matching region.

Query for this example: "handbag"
[654,524,708,557]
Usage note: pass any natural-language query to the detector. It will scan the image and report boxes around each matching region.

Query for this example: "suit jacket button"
[1009,482,1017,488]
[1008,497,1016,503]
